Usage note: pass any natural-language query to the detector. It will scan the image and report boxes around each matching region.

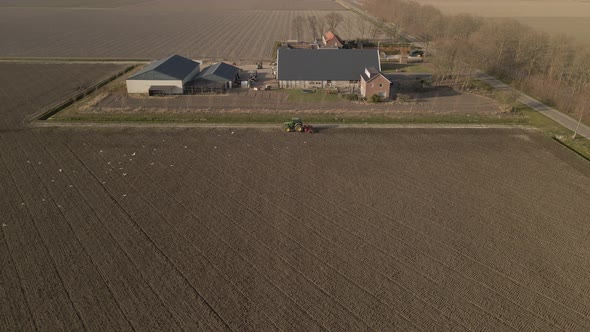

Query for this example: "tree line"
[292,12,346,42]
[364,0,590,123]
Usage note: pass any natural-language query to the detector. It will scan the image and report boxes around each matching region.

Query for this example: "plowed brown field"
[1,63,590,331]
[0,62,126,128]
[0,0,370,60]
[2,123,590,331]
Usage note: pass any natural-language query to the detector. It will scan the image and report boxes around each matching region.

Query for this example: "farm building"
[360,67,392,99]
[322,31,344,48]
[276,48,380,90]
[186,62,240,94]
[126,54,201,95]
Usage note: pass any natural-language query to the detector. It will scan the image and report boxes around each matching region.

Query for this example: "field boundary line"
[30,120,537,130]
[553,137,590,163]
[32,65,137,122]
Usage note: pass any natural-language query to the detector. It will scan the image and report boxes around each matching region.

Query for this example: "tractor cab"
[283,118,314,133]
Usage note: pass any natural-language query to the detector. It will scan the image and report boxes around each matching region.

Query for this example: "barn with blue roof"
[126,54,201,95]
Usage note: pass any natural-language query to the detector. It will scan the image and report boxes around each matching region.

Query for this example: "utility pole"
[573,89,588,139]
[573,107,586,139]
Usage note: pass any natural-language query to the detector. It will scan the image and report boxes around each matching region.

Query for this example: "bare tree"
[340,17,354,40]
[369,22,383,40]
[356,15,368,39]
[308,16,319,41]
[292,15,305,41]
[573,86,589,139]
[325,12,344,33]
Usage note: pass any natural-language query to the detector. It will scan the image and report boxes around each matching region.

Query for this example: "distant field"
[0,0,377,60]
[416,0,590,44]
[0,0,150,7]
[416,0,590,17]
[0,62,126,128]
[514,17,590,44]
[0,0,344,10]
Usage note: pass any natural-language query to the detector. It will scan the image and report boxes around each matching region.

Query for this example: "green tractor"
[283,118,314,133]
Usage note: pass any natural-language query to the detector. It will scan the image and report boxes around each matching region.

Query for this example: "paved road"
[476,71,590,139]
[341,0,589,140]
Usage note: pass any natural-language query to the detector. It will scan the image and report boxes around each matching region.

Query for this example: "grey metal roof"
[195,62,240,82]
[277,49,380,81]
[361,66,390,83]
[128,55,200,81]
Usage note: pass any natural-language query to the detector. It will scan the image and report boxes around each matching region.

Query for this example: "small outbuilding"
[186,62,240,93]
[360,67,392,100]
[126,54,201,95]
[322,31,344,49]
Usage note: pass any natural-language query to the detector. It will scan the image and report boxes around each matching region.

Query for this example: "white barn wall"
[278,80,359,91]
[126,79,183,94]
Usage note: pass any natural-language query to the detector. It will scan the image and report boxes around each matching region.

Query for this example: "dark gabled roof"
[277,49,380,81]
[366,66,379,75]
[361,66,391,83]
[196,62,240,82]
[128,55,200,81]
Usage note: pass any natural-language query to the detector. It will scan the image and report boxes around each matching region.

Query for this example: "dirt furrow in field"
[63,135,280,332]
[2,132,136,331]
[21,130,214,331]
[115,130,516,331]
[286,130,590,313]
[178,128,576,330]
[0,156,37,332]
[40,131,232,331]
[219,128,584,326]
[80,132,376,331]
[0,135,86,331]
[295,130,590,303]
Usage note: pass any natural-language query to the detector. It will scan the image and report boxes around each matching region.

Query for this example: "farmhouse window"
[379,83,383,87]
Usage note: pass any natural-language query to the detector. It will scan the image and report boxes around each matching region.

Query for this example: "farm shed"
[186,62,240,94]
[126,54,201,94]
[360,67,392,99]
[322,31,344,48]
[277,48,380,90]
